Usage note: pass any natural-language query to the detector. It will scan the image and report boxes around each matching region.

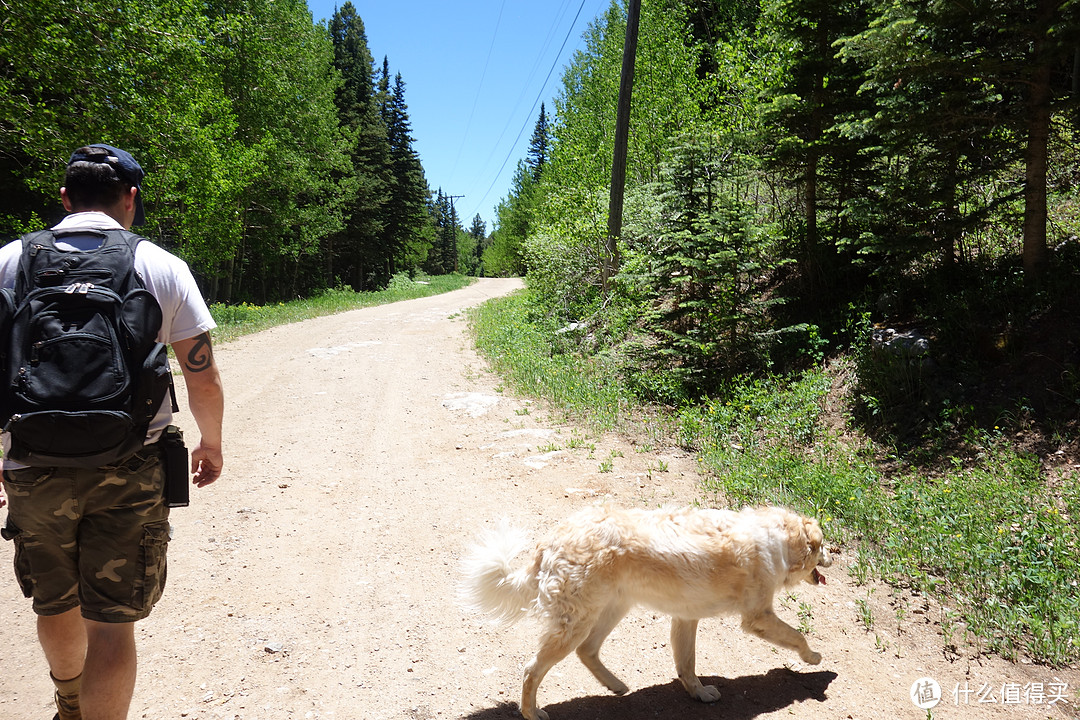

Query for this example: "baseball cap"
[68,144,146,226]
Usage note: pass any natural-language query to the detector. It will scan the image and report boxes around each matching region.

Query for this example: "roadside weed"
[797,601,814,634]
[598,449,621,473]
[855,592,875,631]
[691,376,1080,665]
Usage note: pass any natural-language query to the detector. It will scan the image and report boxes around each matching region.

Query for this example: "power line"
[467,0,577,193]
[448,0,507,181]
[466,0,590,222]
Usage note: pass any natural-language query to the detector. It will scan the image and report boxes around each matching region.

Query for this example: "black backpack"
[0,228,173,468]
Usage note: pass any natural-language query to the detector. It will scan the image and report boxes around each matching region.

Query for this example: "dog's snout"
[818,549,833,568]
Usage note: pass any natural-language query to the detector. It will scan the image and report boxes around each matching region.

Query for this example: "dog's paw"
[803,651,822,665]
[693,684,722,703]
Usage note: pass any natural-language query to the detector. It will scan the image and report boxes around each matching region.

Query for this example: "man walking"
[0,144,225,720]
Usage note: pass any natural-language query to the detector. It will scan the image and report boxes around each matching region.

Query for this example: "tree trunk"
[1022,0,1057,277]
[802,64,824,295]
[220,257,235,305]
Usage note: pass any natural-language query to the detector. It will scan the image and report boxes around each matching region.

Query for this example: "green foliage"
[508,0,707,315]
[527,103,550,182]
[620,133,792,392]
[216,0,352,299]
[328,2,391,291]
[487,161,539,278]
[470,291,636,430]
[678,372,831,452]
[426,189,462,275]
[522,187,608,322]
[377,67,433,285]
[835,0,1024,268]
[0,0,435,303]
[687,376,1080,665]
[848,310,929,432]
[0,0,248,261]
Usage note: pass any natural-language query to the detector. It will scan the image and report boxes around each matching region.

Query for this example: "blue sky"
[306,0,611,232]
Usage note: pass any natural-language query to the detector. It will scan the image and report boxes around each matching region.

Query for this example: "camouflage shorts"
[2,445,170,623]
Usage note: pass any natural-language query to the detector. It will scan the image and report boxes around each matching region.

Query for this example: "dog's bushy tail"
[459,521,537,625]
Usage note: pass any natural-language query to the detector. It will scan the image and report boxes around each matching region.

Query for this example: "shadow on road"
[461,667,838,720]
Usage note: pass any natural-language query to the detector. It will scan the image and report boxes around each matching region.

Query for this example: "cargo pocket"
[132,520,169,612]
[2,466,54,491]
[3,524,35,599]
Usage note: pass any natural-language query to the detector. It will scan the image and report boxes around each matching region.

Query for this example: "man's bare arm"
[172,332,224,487]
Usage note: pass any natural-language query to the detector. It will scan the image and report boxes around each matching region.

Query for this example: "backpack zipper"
[64,283,95,294]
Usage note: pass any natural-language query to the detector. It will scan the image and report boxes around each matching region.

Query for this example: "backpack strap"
[20,229,57,248]
[100,228,145,254]
[101,229,178,413]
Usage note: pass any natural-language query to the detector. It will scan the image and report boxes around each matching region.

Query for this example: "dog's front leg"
[671,618,721,703]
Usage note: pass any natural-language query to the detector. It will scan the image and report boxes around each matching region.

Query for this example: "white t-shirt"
[0,212,217,462]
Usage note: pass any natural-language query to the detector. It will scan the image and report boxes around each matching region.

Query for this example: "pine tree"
[425,190,460,275]
[329,2,391,290]
[468,213,487,276]
[636,134,782,391]
[841,0,1080,277]
[377,62,431,285]
[527,103,550,181]
[761,0,876,296]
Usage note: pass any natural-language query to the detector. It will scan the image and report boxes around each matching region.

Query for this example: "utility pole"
[603,0,641,293]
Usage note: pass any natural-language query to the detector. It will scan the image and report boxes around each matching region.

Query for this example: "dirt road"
[2,277,1077,719]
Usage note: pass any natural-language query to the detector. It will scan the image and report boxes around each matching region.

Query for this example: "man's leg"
[38,608,87,678]
[38,609,86,719]
[81,620,137,720]
[37,612,137,720]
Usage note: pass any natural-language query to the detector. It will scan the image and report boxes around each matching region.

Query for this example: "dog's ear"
[803,517,823,552]
[782,512,815,570]
[787,516,823,571]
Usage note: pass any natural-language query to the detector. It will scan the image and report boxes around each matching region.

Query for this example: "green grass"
[469,289,1080,666]
[701,402,1079,664]
[469,292,637,430]
[209,274,473,343]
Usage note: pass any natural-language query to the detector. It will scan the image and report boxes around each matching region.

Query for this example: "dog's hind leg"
[671,618,721,702]
[575,600,631,695]
[521,623,592,720]
[741,609,822,664]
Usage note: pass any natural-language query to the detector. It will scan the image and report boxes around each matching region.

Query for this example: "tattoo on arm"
[183,333,214,374]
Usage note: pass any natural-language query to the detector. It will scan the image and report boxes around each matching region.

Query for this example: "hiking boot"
[51,673,81,720]
[54,692,81,720]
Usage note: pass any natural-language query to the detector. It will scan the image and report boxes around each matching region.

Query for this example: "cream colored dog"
[460,504,833,720]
